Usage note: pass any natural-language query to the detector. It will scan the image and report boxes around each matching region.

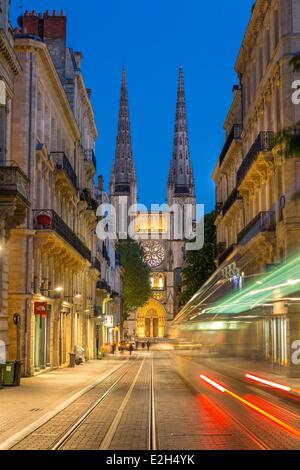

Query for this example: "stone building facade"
[110,68,196,340]
[0,0,23,361]
[7,10,99,375]
[94,176,124,353]
[213,0,300,375]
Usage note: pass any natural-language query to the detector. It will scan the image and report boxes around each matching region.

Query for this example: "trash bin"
[3,362,16,385]
[14,361,22,386]
[2,361,22,386]
[69,352,76,368]
[97,351,103,360]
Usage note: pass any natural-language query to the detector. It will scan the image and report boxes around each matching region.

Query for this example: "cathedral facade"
[110,67,196,340]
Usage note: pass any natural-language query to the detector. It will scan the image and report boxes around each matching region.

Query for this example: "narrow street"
[2,351,300,450]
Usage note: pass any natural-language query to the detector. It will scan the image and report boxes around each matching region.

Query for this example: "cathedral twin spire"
[110,68,136,197]
[168,66,195,202]
[110,66,195,204]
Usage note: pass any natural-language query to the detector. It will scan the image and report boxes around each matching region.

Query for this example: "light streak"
[245,374,291,392]
[200,375,225,392]
[200,374,300,438]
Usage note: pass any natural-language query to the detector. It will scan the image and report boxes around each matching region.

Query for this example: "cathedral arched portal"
[136,299,167,338]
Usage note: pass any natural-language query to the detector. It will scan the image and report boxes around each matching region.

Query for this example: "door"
[145,318,150,337]
[153,318,159,338]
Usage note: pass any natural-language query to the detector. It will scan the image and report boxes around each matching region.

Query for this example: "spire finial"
[122,67,127,88]
[178,65,184,93]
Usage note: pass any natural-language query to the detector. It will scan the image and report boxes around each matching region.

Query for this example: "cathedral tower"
[168,66,195,212]
[110,69,137,234]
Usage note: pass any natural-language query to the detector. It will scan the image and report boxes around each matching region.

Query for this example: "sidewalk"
[0,356,127,446]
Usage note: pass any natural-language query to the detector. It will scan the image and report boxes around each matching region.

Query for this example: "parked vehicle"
[118,341,136,352]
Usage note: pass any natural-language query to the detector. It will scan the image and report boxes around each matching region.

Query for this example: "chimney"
[20,10,67,42]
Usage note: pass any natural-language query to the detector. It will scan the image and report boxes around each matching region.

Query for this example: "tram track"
[10,354,157,451]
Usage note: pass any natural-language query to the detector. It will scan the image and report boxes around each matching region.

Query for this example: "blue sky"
[10,0,254,212]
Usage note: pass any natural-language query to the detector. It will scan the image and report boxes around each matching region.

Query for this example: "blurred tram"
[170,259,295,370]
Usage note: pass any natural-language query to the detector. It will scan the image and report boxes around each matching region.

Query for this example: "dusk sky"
[10,0,254,212]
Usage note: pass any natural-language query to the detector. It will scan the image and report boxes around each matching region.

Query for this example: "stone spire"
[168,66,195,203]
[110,68,137,198]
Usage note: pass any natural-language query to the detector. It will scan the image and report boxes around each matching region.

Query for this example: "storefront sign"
[105,315,113,328]
[34,302,48,317]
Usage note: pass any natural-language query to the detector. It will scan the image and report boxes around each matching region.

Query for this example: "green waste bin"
[97,351,103,360]
[3,362,15,385]
[14,361,22,386]
[69,352,76,368]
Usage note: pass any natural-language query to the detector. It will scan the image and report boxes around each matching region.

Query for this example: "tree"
[181,211,216,305]
[116,238,151,319]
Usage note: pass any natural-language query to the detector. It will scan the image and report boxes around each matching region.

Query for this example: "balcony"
[33,209,91,262]
[0,161,30,224]
[237,211,276,245]
[219,124,242,167]
[92,257,101,272]
[51,152,77,191]
[237,132,274,188]
[218,244,235,265]
[80,188,98,212]
[84,149,97,170]
[96,279,111,293]
[222,188,242,217]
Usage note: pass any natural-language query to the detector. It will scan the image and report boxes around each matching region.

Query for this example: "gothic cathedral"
[110,67,196,340]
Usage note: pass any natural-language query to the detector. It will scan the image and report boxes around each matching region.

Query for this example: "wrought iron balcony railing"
[219,124,242,166]
[237,211,276,245]
[51,152,77,191]
[96,279,111,293]
[92,257,101,272]
[80,188,98,212]
[222,188,242,216]
[84,149,97,170]
[218,243,235,265]
[0,160,30,204]
[236,132,274,187]
[33,209,91,262]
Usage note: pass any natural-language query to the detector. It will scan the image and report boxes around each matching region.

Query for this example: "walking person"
[129,342,133,356]
[146,340,150,351]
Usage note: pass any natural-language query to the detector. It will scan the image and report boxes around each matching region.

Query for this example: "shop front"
[33,301,51,372]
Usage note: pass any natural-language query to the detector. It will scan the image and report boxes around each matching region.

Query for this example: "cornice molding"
[235,0,272,74]
[0,29,21,77]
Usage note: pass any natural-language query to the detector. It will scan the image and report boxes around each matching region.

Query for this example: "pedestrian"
[142,342,145,349]
[146,340,150,351]
[129,342,133,356]
[136,341,139,350]
[112,343,116,355]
